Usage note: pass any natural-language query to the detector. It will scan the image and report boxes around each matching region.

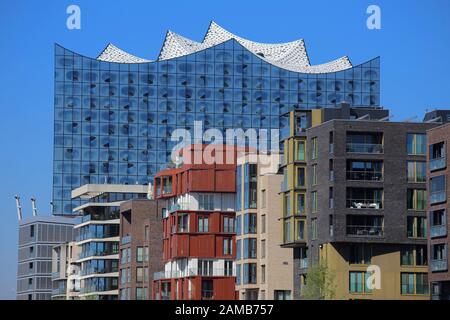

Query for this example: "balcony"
[201,290,214,300]
[346,143,383,154]
[431,225,447,238]
[430,191,446,205]
[154,268,233,280]
[346,171,383,181]
[431,259,448,272]
[430,157,446,172]
[346,225,384,237]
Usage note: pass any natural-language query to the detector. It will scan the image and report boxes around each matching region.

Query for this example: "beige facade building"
[235,154,293,300]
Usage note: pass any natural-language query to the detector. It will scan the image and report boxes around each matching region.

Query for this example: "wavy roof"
[96,21,352,74]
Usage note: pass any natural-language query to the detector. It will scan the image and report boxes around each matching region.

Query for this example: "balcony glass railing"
[346,225,384,236]
[431,259,448,272]
[346,143,383,154]
[347,199,383,209]
[154,268,233,280]
[346,171,383,181]
[430,191,446,205]
[431,225,447,238]
[430,157,446,171]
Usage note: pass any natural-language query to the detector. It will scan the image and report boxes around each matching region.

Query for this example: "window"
[284,220,292,243]
[311,138,318,160]
[261,189,266,208]
[144,226,149,241]
[30,225,35,238]
[407,189,427,210]
[236,215,241,235]
[329,131,334,153]
[430,175,446,204]
[198,215,209,232]
[261,240,266,259]
[244,164,257,209]
[407,134,426,155]
[223,216,234,233]
[349,244,372,265]
[243,238,257,259]
[407,161,426,183]
[224,261,233,276]
[261,265,266,284]
[297,194,305,214]
[223,238,233,255]
[349,272,373,293]
[274,290,291,300]
[29,262,33,270]
[347,188,383,209]
[236,166,242,211]
[177,213,189,232]
[432,243,446,261]
[244,213,257,234]
[311,165,317,186]
[407,216,427,238]
[198,260,213,276]
[347,160,383,181]
[236,239,241,260]
[143,247,149,262]
[401,245,427,266]
[199,194,214,210]
[136,267,143,282]
[329,187,334,209]
[296,141,305,161]
[431,209,446,226]
[201,280,214,299]
[297,167,305,187]
[329,159,334,181]
[126,247,131,263]
[243,263,257,284]
[162,176,172,194]
[284,194,291,217]
[121,249,128,264]
[136,247,143,262]
[401,273,429,295]
[311,218,317,240]
[311,192,318,213]
[236,264,241,285]
[261,215,266,233]
[136,287,145,300]
[346,132,383,153]
[429,142,446,171]
[296,219,305,241]
[346,215,384,236]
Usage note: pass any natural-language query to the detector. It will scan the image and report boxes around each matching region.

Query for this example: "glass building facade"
[54,38,380,214]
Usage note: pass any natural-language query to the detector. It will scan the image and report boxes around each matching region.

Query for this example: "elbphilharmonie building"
[53,21,380,214]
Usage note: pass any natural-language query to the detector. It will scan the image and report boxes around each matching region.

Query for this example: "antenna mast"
[15,195,23,221]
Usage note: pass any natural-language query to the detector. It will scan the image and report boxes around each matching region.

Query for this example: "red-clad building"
[152,145,238,300]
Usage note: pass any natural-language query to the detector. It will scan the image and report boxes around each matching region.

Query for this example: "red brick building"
[152,145,237,300]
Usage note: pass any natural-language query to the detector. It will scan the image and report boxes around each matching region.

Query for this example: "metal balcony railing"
[431,259,448,272]
[346,143,383,154]
[346,225,384,236]
[154,268,233,280]
[430,224,447,238]
[430,157,446,171]
[347,199,383,209]
[430,191,446,205]
[346,171,383,181]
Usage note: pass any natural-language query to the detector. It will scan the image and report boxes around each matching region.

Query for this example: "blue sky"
[0,0,449,299]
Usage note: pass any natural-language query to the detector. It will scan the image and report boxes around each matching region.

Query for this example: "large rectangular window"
[243,263,257,284]
[429,141,446,171]
[349,244,372,265]
[297,167,306,187]
[430,175,446,204]
[244,164,257,209]
[244,213,257,234]
[407,161,426,183]
[311,192,318,213]
[296,193,305,215]
[347,188,383,209]
[223,216,235,233]
[349,272,372,293]
[346,132,383,153]
[199,194,214,211]
[401,245,427,266]
[407,216,427,238]
[243,238,257,259]
[347,160,383,181]
[407,134,426,155]
[223,238,233,255]
[346,215,384,237]
[401,273,429,295]
[198,215,209,233]
[296,141,305,161]
[311,218,317,240]
[407,189,427,210]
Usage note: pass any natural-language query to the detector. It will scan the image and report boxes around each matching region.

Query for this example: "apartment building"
[235,153,293,300]
[152,145,237,300]
[302,119,437,299]
[118,199,164,300]
[427,123,450,300]
[279,103,389,299]
[17,216,75,300]
[71,184,148,300]
[51,241,81,300]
